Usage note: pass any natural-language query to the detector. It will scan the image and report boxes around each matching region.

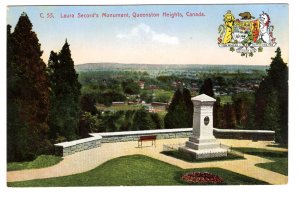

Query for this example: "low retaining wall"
[54,135,102,157]
[89,128,193,143]
[54,128,275,156]
[213,128,275,141]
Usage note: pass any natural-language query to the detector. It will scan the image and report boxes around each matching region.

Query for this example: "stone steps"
[178,146,228,159]
[185,141,221,150]
[188,136,217,144]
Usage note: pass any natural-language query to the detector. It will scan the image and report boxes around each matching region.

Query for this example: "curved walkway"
[7,138,288,185]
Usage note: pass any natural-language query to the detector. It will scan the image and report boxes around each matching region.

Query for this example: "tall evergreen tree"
[263,90,281,140]
[213,97,222,128]
[233,93,255,129]
[268,48,288,144]
[7,13,50,161]
[164,88,193,128]
[182,88,194,126]
[48,40,81,141]
[255,47,288,144]
[200,78,214,97]
[224,104,237,129]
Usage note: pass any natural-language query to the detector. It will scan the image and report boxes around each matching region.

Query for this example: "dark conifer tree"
[48,40,81,141]
[164,88,192,128]
[182,88,194,126]
[200,78,214,97]
[7,13,50,161]
[255,47,288,144]
[213,97,222,128]
[80,94,97,115]
[268,48,288,144]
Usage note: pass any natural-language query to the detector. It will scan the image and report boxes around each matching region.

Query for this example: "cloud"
[117,23,179,45]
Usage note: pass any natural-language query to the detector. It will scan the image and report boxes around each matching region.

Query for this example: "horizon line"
[75,62,269,66]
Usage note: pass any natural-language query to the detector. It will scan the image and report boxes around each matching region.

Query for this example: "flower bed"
[181,171,224,184]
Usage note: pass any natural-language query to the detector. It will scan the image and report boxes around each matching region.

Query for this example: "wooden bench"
[138,135,157,148]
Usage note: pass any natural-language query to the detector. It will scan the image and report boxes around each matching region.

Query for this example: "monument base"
[179,146,228,159]
[178,136,228,160]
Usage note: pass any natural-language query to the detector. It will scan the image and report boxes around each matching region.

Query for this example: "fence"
[163,142,244,159]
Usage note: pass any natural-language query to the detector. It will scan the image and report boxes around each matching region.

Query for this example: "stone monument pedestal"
[179,137,227,159]
[179,94,227,159]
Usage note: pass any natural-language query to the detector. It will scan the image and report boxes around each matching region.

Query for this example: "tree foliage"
[80,94,97,115]
[200,78,214,97]
[121,79,140,95]
[7,13,51,161]
[132,108,156,130]
[255,47,288,144]
[48,40,81,142]
[164,88,193,128]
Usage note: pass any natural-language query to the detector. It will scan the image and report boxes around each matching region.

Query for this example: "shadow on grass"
[267,144,288,149]
[231,147,288,176]
[232,147,288,158]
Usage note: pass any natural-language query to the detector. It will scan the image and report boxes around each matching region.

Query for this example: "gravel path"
[7,138,288,185]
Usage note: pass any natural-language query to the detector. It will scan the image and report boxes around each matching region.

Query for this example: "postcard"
[6,3,289,188]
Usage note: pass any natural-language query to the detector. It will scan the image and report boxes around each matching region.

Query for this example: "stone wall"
[213,128,275,141]
[54,136,102,157]
[54,128,275,157]
[89,128,193,143]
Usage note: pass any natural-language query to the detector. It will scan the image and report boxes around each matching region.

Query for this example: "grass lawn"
[8,155,268,187]
[232,148,288,176]
[7,155,63,171]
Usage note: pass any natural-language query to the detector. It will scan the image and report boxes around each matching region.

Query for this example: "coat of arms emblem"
[218,10,276,57]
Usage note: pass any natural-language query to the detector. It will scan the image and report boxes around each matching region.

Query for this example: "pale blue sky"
[7,4,288,65]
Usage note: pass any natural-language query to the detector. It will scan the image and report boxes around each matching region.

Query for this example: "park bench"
[138,135,157,148]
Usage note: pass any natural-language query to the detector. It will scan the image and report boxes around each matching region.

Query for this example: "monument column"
[191,94,216,140]
[179,94,227,159]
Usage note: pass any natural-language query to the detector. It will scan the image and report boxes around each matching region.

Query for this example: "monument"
[179,94,228,159]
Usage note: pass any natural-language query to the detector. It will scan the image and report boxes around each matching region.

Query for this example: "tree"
[268,48,288,144]
[164,88,192,128]
[79,112,102,137]
[182,88,194,127]
[263,90,281,140]
[48,40,81,141]
[200,78,214,97]
[132,108,156,130]
[119,110,135,131]
[150,113,164,129]
[121,79,140,95]
[7,13,51,161]
[80,94,97,115]
[213,97,222,128]
[233,93,255,129]
[255,47,288,144]
[223,104,237,129]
